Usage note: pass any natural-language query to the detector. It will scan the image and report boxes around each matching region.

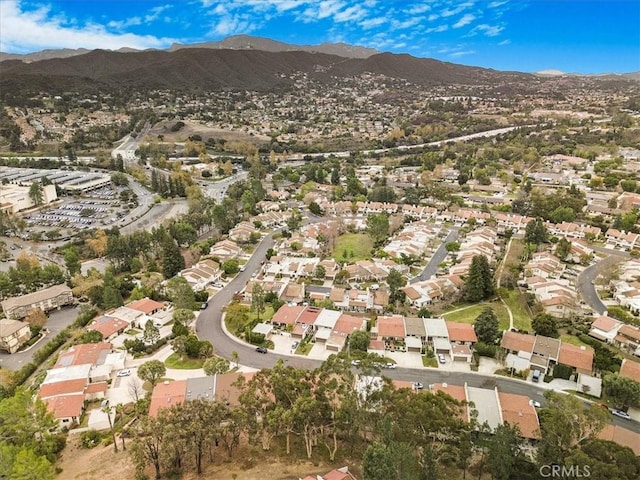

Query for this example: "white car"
[611,409,631,420]
[385,363,397,369]
[412,382,424,390]
[116,369,131,377]
[351,359,361,367]
[438,354,446,364]
[529,399,541,408]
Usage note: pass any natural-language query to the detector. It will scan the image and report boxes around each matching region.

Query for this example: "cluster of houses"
[382,221,443,259]
[588,314,640,357]
[522,252,582,318]
[501,331,595,383]
[609,259,640,316]
[448,227,499,276]
[1,284,74,320]
[402,275,464,309]
[86,297,169,341]
[37,342,124,427]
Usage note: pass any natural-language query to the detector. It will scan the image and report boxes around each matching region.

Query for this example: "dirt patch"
[56,434,136,480]
[57,435,358,480]
[147,120,270,144]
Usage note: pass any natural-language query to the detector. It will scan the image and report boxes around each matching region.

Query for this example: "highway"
[197,230,639,434]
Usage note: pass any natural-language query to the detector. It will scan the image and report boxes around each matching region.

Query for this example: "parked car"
[351,359,361,367]
[291,341,299,350]
[200,302,208,310]
[117,369,131,377]
[385,363,397,369]
[412,382,424,390]
[611,409,631,420]
[255,347,268,354]
[529,399,541,408]
[438,354,446,364]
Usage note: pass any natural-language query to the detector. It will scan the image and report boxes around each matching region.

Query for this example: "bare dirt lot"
[148,120,270,144]
[56,435,356,480]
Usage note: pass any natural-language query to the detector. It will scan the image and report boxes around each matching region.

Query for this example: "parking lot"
[22,186,137,235]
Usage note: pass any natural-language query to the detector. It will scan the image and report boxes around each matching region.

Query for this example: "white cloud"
[440,2,475,18]
[498,39,511,45]
[108,17,142,31]
[426,25,449,33]
[473,23,504,36]
[453,13,475,28]
[450,49,475,57]
[0,0,176,53]
[359,17,386,29]
[407,3,431,15]
[211,13,255,36]
[334,5,367,23]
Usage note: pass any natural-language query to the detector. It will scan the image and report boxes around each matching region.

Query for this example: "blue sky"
[1,0,638,73]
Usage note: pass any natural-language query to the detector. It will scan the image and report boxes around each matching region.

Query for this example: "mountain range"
[0,35,637,98]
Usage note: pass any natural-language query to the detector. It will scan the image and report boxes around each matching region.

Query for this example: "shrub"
[474,341,497,358]
[80,430,103,449]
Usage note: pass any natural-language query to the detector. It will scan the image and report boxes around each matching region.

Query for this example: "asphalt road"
[576,254,626,315]
[0,305,80,370]
[411,228,459,283]
[197,229,639,433]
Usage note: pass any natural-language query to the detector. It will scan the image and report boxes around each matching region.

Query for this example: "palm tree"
[101,404,118,453]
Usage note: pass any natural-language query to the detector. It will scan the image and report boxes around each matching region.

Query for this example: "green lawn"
[333,233,373,262]
[560,334,590,348]
[164,353,205,369]
[500,289,533,331]
[441,301,510,331]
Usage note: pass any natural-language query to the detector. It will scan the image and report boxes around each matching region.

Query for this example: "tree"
[463,255,493,302]
[532,313,559,338]
[165,276,195,310]
[203,357,230,376]
[161,235,185,279]
[555,237,572,260]
[143,321,160,344]
[25,307,47,329]
[524,218,548,245]
[349,330,370,352]
[486,423,523,480]
[101,267,123,309]
[603,373,640,408]
[309,201,324,216]
[538,391,609,465]
[420,444,439,480]
[64,247,81,276]
[314,264,326,279]
[137,360,166,388]
[474,307,500,344]
[28,182,44,206]
[172,308,195,325]
[362,442,397,480]
[231,350,239,368]
[222,258,240,275]
[8,448,55,480]
[251,283,266,321]
[367,213,390,245]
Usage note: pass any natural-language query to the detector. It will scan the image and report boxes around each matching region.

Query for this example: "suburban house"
[0,318,31,353]
[87,316,129,341]
[209,239,243,261]
[179,259,222,290]
[228,221,256,243]
[1,284,73,319]
[148,372,256,417]
[299,466,358,480]
[619,359,640,383]
[501,331,594,378]
[613,325,640,357]
[588,315,623,342]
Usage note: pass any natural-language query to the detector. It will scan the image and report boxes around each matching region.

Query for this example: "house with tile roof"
[0,318,31,353]
[589,315,623,342]
[619,358,640,383]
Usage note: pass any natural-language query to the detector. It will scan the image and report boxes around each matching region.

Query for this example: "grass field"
[500,289,533,331]
[560,334,590,348]
[164,353,205,369]
[333,233,373,262]
[441,301,510,331]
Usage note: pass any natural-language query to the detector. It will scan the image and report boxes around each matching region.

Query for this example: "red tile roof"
[38,378,87,399]
[558,343,594,372]
[377,315,406,338]
[446,321,478,343]
[501,331,535,353]
[44,394,85,420]
[214,372,255,407]
[599,424,640,455]
[296,306,322,325]
[591,315,621,332]
[149,380,187,417]
[126,298,164,315]
[333,314,364,336]
[88,317,128,339]
[55,342,112,367]
[498,392,541,440]
[271,305,304,325]
[619,325,640,341]
[619,359,640,383]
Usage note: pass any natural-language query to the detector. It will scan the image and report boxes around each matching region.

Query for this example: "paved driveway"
[0,305,80,370]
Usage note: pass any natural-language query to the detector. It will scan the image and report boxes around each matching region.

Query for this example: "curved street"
[197,232,640,434]
[577,253,627,315]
